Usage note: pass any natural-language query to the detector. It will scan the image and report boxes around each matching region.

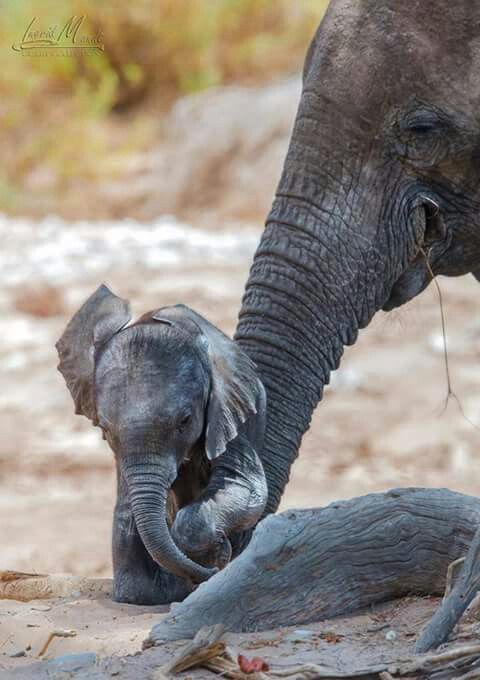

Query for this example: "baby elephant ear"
[184,309,261,460]
[56,284,131,423]
[205,333,261,460]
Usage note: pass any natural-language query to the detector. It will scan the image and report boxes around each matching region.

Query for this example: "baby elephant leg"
[112,467,192,605]
[171,434,267,569]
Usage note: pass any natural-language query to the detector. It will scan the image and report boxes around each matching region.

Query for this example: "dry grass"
[13,283,66,318]
[1,1,329,215]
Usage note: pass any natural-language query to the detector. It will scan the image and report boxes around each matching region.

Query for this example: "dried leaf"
[321,631,344,644]
[238,654,269,673]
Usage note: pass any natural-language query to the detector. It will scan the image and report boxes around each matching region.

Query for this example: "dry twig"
[420,247,479,431]
[37,629,77,658]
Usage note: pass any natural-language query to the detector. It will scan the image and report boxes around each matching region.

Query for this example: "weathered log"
[416,523,480,653]
[148,488,480,644]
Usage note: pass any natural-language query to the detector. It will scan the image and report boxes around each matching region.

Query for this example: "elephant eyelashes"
[407,123,436,136]
[392,106,455,166]
[401,105,446,134]
[178,412,192,431]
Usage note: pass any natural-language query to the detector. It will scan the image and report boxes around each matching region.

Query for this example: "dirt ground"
[3,577,480,678]
[0,582,445,677]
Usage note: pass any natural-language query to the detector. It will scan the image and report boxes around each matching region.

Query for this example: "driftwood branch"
[160,624,225,675]
[443,557,466,601]
[416,524,480,653]
[148,488,480,644]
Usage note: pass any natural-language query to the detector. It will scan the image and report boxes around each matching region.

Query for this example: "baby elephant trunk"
[120,453,217,584]
[172,435,268,568]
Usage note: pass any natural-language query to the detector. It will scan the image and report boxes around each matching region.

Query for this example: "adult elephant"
[235,0,480,516]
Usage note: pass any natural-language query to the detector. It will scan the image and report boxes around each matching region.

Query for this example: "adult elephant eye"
[407,123,435,135]
[395,116,446,167]
[402,117,440,143]
[402,107,444,134]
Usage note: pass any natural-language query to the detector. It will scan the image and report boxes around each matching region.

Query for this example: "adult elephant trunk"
[120,452,216,583]
[235,114,425,514]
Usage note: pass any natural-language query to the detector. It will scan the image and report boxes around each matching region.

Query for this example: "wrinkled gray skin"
[171,422,267,569]
[234,0,480,519]
[56,285,267,604]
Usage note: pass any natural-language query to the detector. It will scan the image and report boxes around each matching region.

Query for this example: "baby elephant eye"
[178,412,192,431]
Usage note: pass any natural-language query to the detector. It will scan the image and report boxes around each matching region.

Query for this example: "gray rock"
[48,652,97,672]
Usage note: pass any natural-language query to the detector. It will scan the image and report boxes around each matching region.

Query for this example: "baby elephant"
[56,285,267,604]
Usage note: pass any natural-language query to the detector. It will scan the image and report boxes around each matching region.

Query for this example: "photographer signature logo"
[12,15,104,56]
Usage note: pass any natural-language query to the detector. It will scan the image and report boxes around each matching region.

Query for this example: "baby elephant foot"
[113,567,193,605]
[171,505,232,570]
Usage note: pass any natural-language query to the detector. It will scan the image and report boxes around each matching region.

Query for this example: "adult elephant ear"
[56,284,131,424]
[154,305,262,460]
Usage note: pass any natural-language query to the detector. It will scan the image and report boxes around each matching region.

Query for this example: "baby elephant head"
[56,284,264,584]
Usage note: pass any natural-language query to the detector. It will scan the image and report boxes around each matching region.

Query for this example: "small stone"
[293,629,315,637]
[385,630,397,641]
[9,650,26,658]
[284,629,315,642]
[30,605,51,612]
[108,657,123,676]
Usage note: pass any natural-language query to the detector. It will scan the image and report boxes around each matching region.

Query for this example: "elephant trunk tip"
[121,457,219,584]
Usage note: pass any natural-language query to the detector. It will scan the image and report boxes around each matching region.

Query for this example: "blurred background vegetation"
[1,0,328,218]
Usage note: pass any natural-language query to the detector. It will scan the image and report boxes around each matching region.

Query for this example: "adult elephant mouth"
[383,200,447,311]
[382,256,431,311]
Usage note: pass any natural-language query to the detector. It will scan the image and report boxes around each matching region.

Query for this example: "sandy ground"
[3,583,480,678]
[0,566,457,677]
[0,579,161,672]
[1,214,480,674]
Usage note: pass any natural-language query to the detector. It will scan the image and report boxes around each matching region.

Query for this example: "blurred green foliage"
[1,0,328,213]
